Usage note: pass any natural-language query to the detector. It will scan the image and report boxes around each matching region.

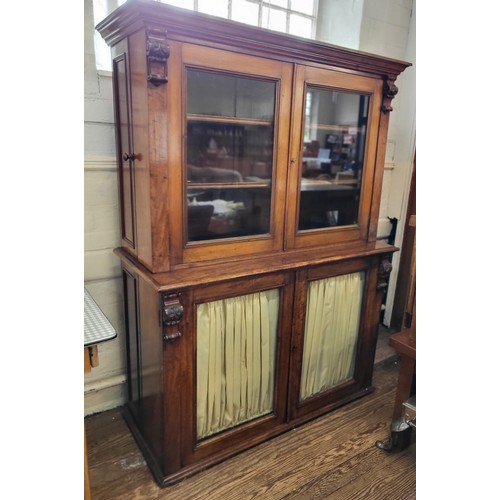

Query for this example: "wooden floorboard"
[85,328,415,500]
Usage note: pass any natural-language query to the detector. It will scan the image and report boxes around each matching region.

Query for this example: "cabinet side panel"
[137,277,164,468]
[112,41,136,251]
[129,30,154,268]
[123,269,141,416]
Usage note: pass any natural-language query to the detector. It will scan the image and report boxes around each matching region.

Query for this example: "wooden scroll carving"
[377,257,393,290]
[146,28,170,86]
[382,79,399,113]
[162,293,183,342]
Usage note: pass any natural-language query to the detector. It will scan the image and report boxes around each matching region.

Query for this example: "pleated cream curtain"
[196,289,279,440]
[300,271,364,401]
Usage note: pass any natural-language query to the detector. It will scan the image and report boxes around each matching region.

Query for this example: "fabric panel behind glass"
[300,271,364,401]
[197,289,279,439]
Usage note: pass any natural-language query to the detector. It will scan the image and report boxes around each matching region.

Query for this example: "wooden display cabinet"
[97,0,410,487]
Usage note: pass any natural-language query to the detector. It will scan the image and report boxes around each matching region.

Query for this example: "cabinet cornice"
[96,0,410,80]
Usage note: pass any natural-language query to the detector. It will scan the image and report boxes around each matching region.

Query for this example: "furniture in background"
[84,289,117,499]
[390,162,416,331]
[376,215,416,451]
[96,0,410,487]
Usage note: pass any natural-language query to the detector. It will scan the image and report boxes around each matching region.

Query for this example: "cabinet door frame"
[287,257,379,421]
[180,271,294,467]
[111,39,137,252]
[167,42,293,266]
[285,65,383,251]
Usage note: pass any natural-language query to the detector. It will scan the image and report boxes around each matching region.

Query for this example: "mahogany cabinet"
[97,0,409,487]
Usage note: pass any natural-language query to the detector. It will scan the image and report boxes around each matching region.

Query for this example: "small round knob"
[122,153,136,162]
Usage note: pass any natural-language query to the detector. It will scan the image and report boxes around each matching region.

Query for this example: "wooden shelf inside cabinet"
[188,181,271,189]
[313,124,362,132]
[300,179,360,191]
[187,114,274,126]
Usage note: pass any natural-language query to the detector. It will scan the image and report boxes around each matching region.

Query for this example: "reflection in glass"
[186,69,276,241]
[299,87,369,231]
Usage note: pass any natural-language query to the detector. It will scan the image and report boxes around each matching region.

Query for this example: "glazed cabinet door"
[288,257,381,421]
[286,65,383,250]
[166,42,293,265]
[180,272,294,468]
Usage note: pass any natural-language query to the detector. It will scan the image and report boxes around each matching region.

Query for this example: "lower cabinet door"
[288,257,380,421]
[181,271,294,467]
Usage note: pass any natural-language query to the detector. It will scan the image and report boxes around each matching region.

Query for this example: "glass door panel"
[286,65,382,250]
[186,69,276,242]
[196,288,280,440]
[299,87,369,231]
[300,271,364,401]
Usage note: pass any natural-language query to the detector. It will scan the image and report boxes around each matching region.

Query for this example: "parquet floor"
[85,327,416,499]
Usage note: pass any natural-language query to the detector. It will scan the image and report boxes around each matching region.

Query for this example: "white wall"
[316,0,365,49]
[84,0,415,415]
[84,0,125,415]
[359,0,415,325]
[317,0,415,326]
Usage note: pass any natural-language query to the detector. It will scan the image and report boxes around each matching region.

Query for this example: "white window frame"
[93,0,318,72]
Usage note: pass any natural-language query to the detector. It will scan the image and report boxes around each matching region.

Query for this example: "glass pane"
[232,0,259,26]
[186,69,276,241]
[300,272,364,401]
[269,0,288,7]
[198,0,228,18]
[187,70,275,120]
[289,13,312,38]
[162,0,195,10]
[196,288,280,440]
[299,87,369,231]
[262,6,287,33]
[291,0,315,15]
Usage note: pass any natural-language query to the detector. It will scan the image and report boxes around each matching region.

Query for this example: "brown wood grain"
[111,39,137,254]
[391,159,416,331]
[116,241,398,294]
[96,1,410,80]
[99,1,408,273]
[84,426,92,500]
[86,346,414,500]
[95,2,411,490]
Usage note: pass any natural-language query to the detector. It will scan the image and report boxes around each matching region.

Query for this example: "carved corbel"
[376,257,393,290]
[381,78,399,113]
[161,293,183,342]
[146,28,170,86]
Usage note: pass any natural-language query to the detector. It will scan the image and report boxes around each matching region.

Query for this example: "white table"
[84,288,117,499]
[84,288,117,370]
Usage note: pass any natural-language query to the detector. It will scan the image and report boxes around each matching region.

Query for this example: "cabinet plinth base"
[122,386,375,488]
